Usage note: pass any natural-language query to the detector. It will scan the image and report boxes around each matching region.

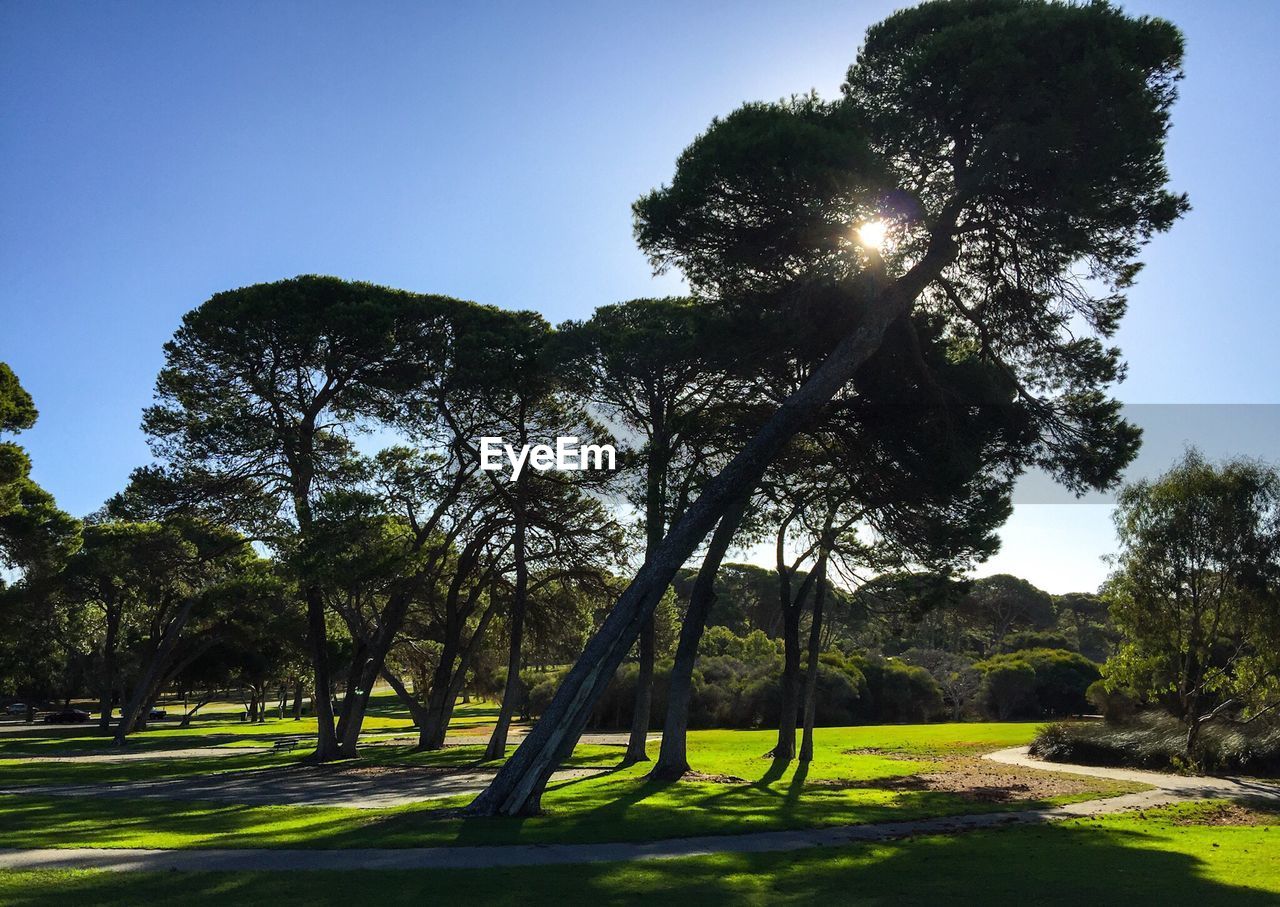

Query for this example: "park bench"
[272,739,298,754]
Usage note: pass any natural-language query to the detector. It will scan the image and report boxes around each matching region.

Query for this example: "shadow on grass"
[2,821,1277,906]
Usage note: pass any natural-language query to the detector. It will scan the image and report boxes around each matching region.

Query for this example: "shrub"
[979,660,1038,720]
[1086,679,1137,723]
[1030,712,1280,775]
[848,654,944,723]
[1000,630,1075,653]
[522,629,884,730]
[976,648,1100,718]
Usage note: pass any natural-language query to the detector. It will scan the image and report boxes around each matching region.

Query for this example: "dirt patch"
[682,770,747,784]
[842,748,932,762]
[1165,803,1280,826]
[868,757,1124,803]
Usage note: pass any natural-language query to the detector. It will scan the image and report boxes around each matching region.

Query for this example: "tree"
[960,575,1056,655]
[469,0,1184,816]
[902,649,980,721]
[559,297,733,763]
[0,364,82,715]
[1103,450,1280,760]
[1054,592,1115,662]
[0,363,79,577]
[0,363,38,520]
[142,276,460,761]
[60,521,194,729]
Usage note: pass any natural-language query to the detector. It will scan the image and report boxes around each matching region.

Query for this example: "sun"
[856,219,889,252]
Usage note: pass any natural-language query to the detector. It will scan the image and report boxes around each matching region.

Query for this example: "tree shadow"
[4,818,1278,905]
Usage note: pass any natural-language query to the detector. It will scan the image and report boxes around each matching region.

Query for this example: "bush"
[521,629,937,730]
[976,648,1100,719]
[1030,712,1280,776]
[978,660,1038,720]
[847,654,944,723]
[1086,679,1137,723]
[1000,630,1075,653]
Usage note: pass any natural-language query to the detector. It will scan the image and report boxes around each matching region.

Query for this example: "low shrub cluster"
[1031,712,1280,775]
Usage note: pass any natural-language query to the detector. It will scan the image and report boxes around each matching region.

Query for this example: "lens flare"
[857,220,888,251]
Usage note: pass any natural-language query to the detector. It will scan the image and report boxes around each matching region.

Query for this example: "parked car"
[43,708,91,724]
[148,708,167,720]
[4,703,27,715]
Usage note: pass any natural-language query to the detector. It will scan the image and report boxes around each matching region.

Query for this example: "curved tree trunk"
[651,493,751,781]
[464,245,953,817]
[113,597,198,746]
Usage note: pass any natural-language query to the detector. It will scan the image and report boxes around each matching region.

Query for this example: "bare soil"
[1165,802,1280,826]
[867,756,1133,803]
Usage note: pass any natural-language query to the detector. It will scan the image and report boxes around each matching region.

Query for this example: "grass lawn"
[0,722,1145,850]
[1,803,1275,905]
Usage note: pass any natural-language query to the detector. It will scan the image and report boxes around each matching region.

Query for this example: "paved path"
[0,746,272,762]
[0,764,606,809]
[1,747,1277,872]
[985,746,1280,807]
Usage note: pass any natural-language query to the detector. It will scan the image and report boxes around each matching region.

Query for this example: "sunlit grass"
[0,722,1143,851]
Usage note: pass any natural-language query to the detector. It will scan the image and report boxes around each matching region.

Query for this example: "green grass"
[0,723,1142,850]
[1,804,1275,905]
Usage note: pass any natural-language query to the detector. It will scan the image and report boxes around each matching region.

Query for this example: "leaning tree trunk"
[799,550,830,763]
[381,669,433,742]
[651,493,751,781]
[464,242,954,817]
[113,597,198,746]
[487,519,529,761]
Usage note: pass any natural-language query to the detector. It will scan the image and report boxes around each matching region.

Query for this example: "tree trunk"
[799,551,829,763]
[417,594,500,750]
[179,695,211,728]
[292,681,303,720]
[335,590,414,758]
[625,444,671,764]
[465,237,956,817]
[624,617,656,763]
[486,520,529,761]
[113,597,197,746]
[97,602,120,730]
[774,600,803,763]
[303,584,339,761]
[651,494,750,781]
[382,668,434,745]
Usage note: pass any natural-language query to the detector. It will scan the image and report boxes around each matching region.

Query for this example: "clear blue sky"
[3,1,1279,593]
